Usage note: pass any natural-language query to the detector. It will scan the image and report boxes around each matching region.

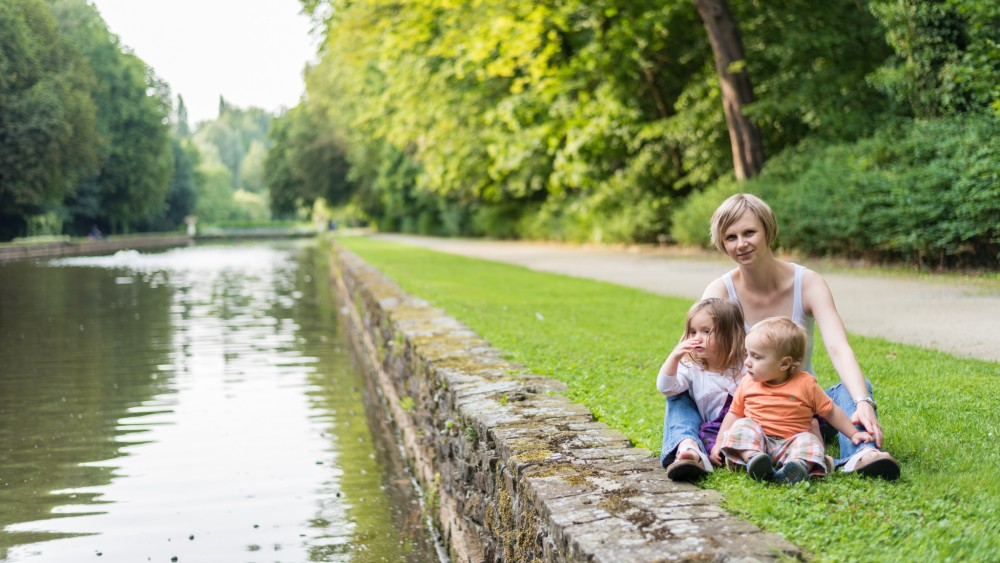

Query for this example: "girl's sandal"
[666,458,708,481]
[666,443,709,481]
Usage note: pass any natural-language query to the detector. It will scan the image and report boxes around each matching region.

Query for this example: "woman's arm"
[802,270,884,447]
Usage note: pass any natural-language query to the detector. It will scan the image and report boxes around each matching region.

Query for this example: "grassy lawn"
[337,235,999,562]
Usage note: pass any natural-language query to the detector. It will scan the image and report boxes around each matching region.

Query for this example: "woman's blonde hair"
[709,193,778,252]
[748,317,807,373]
[682,298,746,378]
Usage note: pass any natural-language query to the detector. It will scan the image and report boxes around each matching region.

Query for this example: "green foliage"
[192,162,233,223]
[399,396,415,413]
[869,0,1000,117]
[25,212,64,237]
[155,138,199,230]
[0,0,100,239]
[239,140,268,194]
[231,189,269,222]
[265,104,355,217]
[341,236,1000,562]
[465,203,522,240]
[296,0,716,240]
[47,0,173,235]
[292,0,998,267]
[193,101,271,191]
[738,0,899,144]
[299,0,985,254]
[669,177,741,247]
[751,115,1000,267]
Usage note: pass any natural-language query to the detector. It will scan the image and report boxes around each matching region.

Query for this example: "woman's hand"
[851,401,884,448]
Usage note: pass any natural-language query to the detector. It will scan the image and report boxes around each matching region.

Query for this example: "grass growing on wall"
[337,235,999,562]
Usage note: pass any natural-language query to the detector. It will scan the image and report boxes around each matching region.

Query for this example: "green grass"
[337,235,1000,562]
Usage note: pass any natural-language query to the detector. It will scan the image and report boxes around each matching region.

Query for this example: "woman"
[661,193,900,481]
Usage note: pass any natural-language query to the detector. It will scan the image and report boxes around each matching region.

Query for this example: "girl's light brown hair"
[709,193,779,252]
[748,317,807,374]
[683,298,746,378]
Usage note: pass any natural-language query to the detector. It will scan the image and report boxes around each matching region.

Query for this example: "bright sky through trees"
[89,0,317,125]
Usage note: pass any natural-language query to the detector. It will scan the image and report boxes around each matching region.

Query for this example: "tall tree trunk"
[692,0,764,179]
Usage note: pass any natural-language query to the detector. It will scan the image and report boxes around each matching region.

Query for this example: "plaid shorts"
[720,418,828,473]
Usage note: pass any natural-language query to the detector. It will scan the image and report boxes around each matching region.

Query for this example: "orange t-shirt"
[729,371,834,439]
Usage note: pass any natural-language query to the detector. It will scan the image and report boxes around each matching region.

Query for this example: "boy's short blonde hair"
[709,193,779,252]
[748,317,807,371]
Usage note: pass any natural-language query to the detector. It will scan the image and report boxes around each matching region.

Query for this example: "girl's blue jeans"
[659,380,877,468]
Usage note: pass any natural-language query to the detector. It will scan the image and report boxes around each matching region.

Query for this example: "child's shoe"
[775,460,810,485]
[666,441,711,481]
[746,453,775,482]
[666,458,708,481]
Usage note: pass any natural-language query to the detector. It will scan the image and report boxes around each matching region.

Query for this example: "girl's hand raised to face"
[670,337,703,360]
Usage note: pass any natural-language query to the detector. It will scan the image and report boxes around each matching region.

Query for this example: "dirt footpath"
[372,234,1000,363]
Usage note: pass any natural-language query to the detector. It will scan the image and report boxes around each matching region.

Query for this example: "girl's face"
[722,211,767,265]
[744,331,791,384]
[687,309,718,364]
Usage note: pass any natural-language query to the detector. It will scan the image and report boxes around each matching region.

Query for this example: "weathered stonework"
[0,234,192,263]
[331,242,801,562]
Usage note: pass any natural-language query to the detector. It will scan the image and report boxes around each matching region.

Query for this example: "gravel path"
[372,234,1000,363]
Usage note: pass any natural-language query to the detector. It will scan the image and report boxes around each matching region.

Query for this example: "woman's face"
[722,211,766,265]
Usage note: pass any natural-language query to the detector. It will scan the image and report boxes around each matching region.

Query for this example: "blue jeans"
[824,380,878,466]
[659,392,704,468]
[660,380,879,469]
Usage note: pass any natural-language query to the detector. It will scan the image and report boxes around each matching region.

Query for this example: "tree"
[691,0,764,179]
[265,105,355,216]
[193,103,271,191]
[160,138,199,229]
[869,0,1000,117]
[193,161,236,223]
[46,0,173,234]
[175,94,191,137]
[239,140,268,193]
[0,0,100,239]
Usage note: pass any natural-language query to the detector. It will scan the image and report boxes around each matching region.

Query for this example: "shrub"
[751,115,1000,267]
[669,178,742,248]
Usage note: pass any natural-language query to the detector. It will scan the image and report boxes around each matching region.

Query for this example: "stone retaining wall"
[331,242,800,562]
[0,235,192,263]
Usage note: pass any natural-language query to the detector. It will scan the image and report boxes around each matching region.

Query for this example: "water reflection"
[0,242,438,562]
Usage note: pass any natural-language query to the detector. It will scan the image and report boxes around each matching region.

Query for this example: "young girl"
[657,298,746,481]
[712,317,873,484]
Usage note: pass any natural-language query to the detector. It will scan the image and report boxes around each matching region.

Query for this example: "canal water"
[0,241,441,562]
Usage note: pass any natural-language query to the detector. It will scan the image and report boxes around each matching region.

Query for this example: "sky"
[89,0,320,125]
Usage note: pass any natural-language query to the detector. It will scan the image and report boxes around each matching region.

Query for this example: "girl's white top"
[656,359,743,422]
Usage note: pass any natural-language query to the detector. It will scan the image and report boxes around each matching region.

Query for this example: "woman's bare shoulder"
[702,276,730,299]
[801,267,833,293]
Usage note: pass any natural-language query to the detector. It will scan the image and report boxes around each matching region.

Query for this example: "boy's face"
[744,331,792,384]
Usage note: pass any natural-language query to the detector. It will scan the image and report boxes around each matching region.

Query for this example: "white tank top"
[722,263,816,374]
